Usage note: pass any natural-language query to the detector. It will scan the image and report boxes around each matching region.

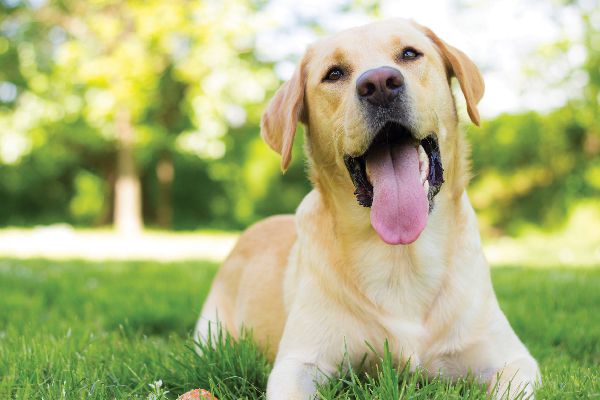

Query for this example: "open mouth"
[343,122,444,245]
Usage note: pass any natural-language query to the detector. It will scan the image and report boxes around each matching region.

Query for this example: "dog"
[195,18,540,400]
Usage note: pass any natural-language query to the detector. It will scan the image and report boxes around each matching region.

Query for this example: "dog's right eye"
[323,67,344,82]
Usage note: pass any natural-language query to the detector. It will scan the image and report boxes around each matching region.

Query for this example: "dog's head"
[261,19,484,245]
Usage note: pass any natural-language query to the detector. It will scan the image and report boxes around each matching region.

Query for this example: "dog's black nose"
[356,67,404,106]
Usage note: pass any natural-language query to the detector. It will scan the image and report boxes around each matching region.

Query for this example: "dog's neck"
[294,185,478,319]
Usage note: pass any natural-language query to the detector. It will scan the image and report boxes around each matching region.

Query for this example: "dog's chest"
[350,234,448,360]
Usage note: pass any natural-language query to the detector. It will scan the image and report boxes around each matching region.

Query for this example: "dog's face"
[261,19,484,245]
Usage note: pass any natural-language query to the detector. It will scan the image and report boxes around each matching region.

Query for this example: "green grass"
[0,259,598,399]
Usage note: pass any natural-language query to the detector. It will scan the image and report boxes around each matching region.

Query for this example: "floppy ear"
[418,25,485,126]
[260,56,308,172]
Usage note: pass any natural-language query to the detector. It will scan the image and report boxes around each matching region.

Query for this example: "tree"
[0,0,277,232]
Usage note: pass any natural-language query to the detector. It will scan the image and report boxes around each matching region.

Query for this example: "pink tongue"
[366,143,429,245]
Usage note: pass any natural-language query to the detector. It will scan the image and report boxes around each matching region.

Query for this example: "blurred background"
[0,0,598,266]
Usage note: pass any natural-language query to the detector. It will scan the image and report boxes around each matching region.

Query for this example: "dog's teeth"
[423,180,429,195]
[418,145,429,184]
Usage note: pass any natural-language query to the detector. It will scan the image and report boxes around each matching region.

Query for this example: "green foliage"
[467,2,600,234]
[0,258,599,399]
[468,103,599,233]
[0,1,598,232]
[70,170,107,225]
[0,0,294,229]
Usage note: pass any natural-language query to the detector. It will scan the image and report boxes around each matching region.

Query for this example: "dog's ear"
[418,25,485,126]
[261,54,309,172]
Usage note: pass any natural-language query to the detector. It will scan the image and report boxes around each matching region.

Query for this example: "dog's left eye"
[401,47,422,60]
[323,67,344,82]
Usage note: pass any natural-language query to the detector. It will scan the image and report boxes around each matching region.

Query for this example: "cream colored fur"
[195,18,540,400]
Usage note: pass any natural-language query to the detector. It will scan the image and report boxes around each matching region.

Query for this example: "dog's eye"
[401,47,422,60]
[323,67,344,82]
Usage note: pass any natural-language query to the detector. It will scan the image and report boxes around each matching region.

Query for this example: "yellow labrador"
[195,18,540,400]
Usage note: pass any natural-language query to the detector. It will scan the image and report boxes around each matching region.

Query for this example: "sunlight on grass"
[485,202,600,268]
[0,204,598,268]
[0,260,598,399]
[0,226,239,262]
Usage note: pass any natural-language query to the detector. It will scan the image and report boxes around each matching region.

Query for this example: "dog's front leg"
[265,281,349,400]
[267,356,330,400]
[489,356,540,400]
[455,308,541,399]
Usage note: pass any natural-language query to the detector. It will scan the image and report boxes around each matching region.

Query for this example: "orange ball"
[177,388,218,400]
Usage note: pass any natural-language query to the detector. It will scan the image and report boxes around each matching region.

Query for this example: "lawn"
[0,259,598,399]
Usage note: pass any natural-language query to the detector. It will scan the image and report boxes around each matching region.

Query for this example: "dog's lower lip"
[343,155,373,207]
[344,123,444,209]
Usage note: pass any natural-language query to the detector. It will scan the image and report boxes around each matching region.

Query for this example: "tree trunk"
[114,108,143,235]
[156,151,174,228]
